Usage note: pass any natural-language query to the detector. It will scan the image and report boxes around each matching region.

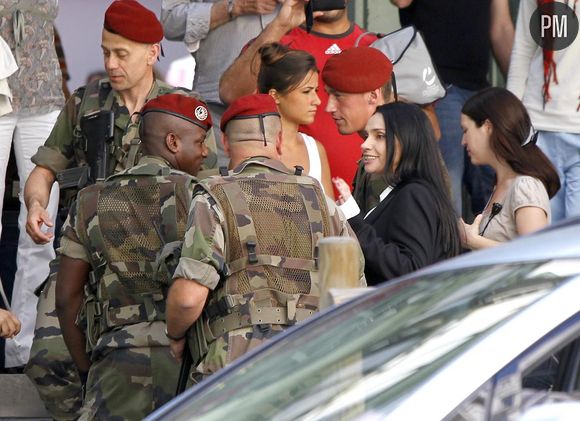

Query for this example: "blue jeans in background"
[537,131,580,222]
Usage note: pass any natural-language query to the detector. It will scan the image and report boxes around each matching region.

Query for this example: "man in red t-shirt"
[220,0,376,192]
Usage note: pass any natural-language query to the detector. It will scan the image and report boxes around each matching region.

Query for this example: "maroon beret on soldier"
[220,94,279,132]
[322,46,393,94]
[141,94,213,131]
[221,94,280,144]
[104,0,163,44]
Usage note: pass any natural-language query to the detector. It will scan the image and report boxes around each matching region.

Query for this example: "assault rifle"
[57,110,115,189]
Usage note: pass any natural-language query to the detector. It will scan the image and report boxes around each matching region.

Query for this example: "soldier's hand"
[169,337,186,362]
[26,201,55,244]
[233,0,278,16]
[0,309,21,339]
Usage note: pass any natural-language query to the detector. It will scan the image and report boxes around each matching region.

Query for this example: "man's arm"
[162,0,279,50]
[166,277,209,361]
[167,191,225,360]
[506,0,536,98]
[24,166,57,244]
[219,0,310,104]
[490,0,515,78]
[55,255,91,374]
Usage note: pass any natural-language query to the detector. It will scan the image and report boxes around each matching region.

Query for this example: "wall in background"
[55,0,192,93]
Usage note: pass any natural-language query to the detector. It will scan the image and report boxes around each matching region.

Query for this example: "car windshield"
[164,260,579,421]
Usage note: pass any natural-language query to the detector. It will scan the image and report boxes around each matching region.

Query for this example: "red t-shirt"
[281,25,376,190]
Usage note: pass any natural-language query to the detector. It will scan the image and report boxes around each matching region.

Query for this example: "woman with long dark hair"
[333,102,460,285]
[257,43,334,197]
[460,87,560,249]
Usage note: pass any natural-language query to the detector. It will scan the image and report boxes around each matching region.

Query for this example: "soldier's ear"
[165,132,180,153]
[222,134,231,157]
[147,43,160,66]
[368,89,380,105]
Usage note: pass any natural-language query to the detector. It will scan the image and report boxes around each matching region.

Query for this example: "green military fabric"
[25,260,82,421]
[79,323,179,421]
[173,157,366,381]
[31,77,217,181]
[51,157,195,419]
[26,77,216,418]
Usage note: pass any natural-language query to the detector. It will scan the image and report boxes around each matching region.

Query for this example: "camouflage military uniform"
[32,77,217,177]
[57,156,196,419]
[173,157,365,381]
[25,78,216,419]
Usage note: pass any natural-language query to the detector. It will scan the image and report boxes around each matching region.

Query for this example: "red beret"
[104,0,163,44]
[220,94,279,132]
[141,94,213,131]
[322,47,393,93]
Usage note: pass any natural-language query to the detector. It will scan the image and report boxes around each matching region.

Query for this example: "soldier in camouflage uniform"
[55,93,212,420]
[165,94,365,383]
[22,1,216,418]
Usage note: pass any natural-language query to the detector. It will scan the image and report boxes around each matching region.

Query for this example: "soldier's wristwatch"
[165,326,185,341]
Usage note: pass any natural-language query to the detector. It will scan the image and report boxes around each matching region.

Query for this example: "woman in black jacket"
[333,102,460,285]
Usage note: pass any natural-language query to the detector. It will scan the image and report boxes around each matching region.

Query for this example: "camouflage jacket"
[59,156,197,352]
[31,77,217,181]
[173,157,365,376]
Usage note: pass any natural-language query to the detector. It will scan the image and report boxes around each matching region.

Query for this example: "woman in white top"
[257,43,334,198]
[460,87,560,249]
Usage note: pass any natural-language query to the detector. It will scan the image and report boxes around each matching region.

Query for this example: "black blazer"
[348,179,447,286]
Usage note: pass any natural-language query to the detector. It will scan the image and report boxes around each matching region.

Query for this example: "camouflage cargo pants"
[80,327,180,420]
[24,270,83,420]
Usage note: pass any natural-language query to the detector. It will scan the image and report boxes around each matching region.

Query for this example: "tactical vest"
[196,160,333,346]
[77,166,196,350]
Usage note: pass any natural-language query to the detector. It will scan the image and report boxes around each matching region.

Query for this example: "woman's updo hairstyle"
[257,42,318,95]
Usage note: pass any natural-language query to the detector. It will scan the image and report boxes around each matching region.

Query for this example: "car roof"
[147,217,580,420]
[416,215,580,275]
[386,274,580,420]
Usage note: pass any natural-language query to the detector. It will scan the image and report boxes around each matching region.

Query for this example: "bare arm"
[515,206,548,236]
[166,277,209,361]
[24,165,56,244]
[219,0,311,105]
[490,0,515,78]
[162,0,278,44]
[506,0,536,98]
[56,256,91,374]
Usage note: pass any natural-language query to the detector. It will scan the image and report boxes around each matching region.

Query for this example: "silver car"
[148,218,580,421]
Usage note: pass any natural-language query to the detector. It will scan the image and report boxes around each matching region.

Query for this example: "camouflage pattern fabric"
[31,77,217,181]
[79,322,179,421]
[61,157,194,418]
[25,262,82,421]
[26,158,195,419]
[173,157,365,382]
[25,77,216,418]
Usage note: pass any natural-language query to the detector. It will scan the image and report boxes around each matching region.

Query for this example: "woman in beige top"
[459,88,560,249]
